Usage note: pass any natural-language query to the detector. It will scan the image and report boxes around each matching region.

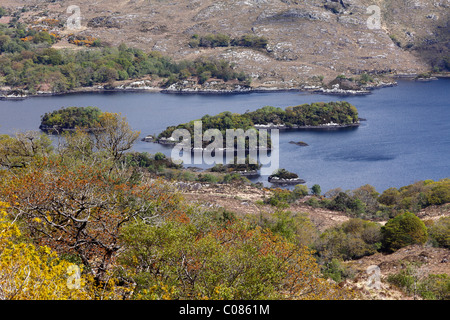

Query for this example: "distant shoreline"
[1,75,448,101]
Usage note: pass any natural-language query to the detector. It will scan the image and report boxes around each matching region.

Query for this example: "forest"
[0,112,448,300]
[0,24,250,94]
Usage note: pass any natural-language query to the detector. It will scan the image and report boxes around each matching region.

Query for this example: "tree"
[351,184,380,217]
[92,112,140,161]
[378,187,400,206]
[0,202,127,300]
[311,184,321,196]
[0,161,182,282]
[0,202,90,300]
[381,212,428,252]
[0,131,53,168]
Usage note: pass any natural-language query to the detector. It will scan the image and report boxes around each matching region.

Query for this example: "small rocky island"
[289,141,309,146]
[39,106,103,133]
[268,168,305,185]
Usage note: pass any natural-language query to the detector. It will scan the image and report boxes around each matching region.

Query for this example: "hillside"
[1,0,449,90]
[179,181,450,300]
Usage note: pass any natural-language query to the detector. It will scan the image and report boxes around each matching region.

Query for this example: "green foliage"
[123,151,182,173]
[443,56,450,71]
[321,259,356,283]
[225,155,262,172]
[418,274,450,300]
[271,168,298,180]
[293,184,309,198]
[222,172,249,184]
[158,110,269,149]
[198,33,231,48]
[306,180,450,220]
[254,210,319,247]
[0,7,7,18]
[381,212,428,253]
[192,33,268,49]
[359,73,374,84]
[0,25,249,93]
[311,184,321,196]
[157,102,359,152]
[427,216,450,248]
[118,216,351,300]
[305,197,321,208]
[154,152,166,161]
[264,185,308,208]
[314,218,382,261]
[197,173,219,183]
[326,192,365,216]
[0,131,53,168]
[231,34,268,49]
[387,264,450,300]
[0,116,357,301]
[40,106,102,131]
[247,102,359,126]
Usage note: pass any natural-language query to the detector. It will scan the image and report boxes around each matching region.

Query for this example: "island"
[268,168,305,185]
[289,141,309,146]
[150,101,360,150]
[39,106,103,133]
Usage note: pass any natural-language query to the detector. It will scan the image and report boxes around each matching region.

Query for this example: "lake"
[1,78,449,194]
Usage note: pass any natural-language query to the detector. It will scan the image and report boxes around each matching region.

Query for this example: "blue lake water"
[0,78,449,193]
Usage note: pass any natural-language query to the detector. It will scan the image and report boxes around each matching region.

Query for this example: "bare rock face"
[5,0,448,88]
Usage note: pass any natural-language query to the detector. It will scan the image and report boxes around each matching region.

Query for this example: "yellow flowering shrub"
[0,202,90,300]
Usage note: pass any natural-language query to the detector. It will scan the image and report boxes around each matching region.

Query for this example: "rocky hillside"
[2,0,449,88]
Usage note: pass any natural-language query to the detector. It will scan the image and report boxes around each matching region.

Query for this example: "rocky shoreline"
[0,78,401,100]
[3,73,449,100]
[254,122,360,130]
[268,176,306,185]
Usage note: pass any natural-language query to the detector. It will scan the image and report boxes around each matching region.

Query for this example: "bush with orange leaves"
[0,159,183,284]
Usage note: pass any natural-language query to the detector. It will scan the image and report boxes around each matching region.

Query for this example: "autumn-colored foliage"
[0,201,89,299]
[0,159,182,282]
[0,115,360,300]
[119,217,357,300]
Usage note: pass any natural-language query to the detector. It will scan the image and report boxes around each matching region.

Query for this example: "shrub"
[292,184,309,199]
[381,212,428,252]
[154,152,166,161]
[264,186,310,208]
[387,264,450,300]
[427,216,450,248]
[326,192,365,216]
[222,173,250,184]
[321,259,356,283]
[305,197,321,208]
[314,218,382,261]
[197,173,219,183]
[418,274,450,300]
[311,184,321,196]
[251,210,319,247]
